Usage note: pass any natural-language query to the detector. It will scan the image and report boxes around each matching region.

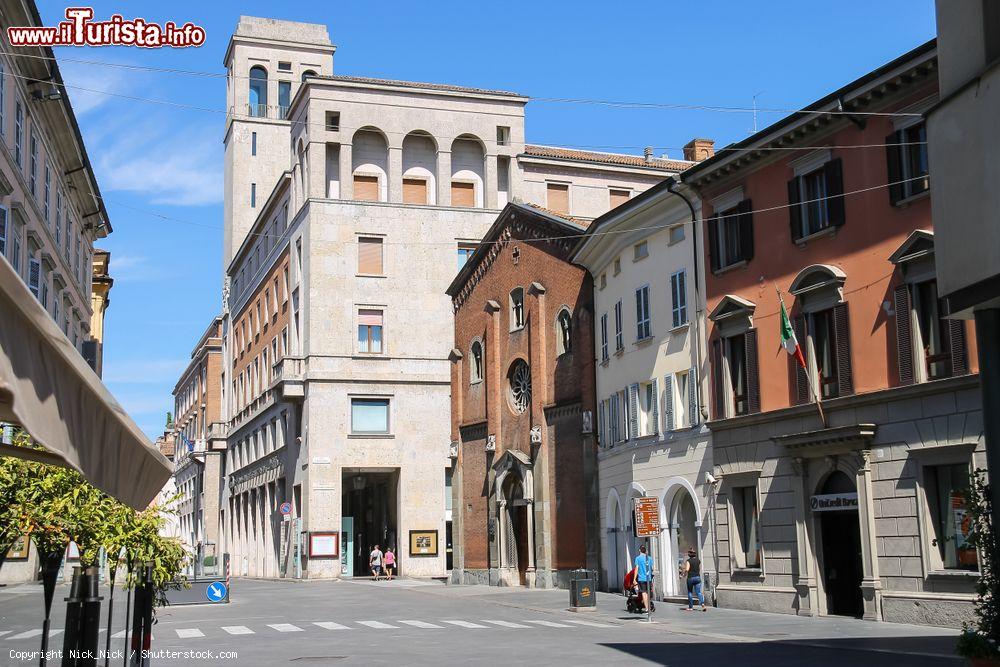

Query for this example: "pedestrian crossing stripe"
[398,620,443,629]
[314,622,350,630]
[482,620,529,628]
[0,617,618,641]
[526,620,572,628]
[267,623,303,632]
[564,619,616,628]
[443,620,488,628]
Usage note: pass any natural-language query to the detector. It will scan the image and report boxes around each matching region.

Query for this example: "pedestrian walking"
[634,544,653,614]
[384,547,396,581]
[681,547,707,612]
[370,544,383,581]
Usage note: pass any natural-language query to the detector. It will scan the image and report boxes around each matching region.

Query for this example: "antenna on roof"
[752,91,765,134]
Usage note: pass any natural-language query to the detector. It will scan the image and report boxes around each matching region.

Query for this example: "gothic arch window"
[249,66,268,116]
[470,340,484,384]
[509,287,524,331]
[555,308,572,355]
[507,359,531,414]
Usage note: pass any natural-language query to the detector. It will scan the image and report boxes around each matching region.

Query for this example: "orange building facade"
[684,41,983,627]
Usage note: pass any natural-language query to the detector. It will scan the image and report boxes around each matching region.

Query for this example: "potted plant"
[957,469,1000,666]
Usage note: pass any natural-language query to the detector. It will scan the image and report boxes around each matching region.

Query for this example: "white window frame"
[600,312,608,362]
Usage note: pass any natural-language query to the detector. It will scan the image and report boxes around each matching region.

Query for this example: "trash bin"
[570,568,596,608]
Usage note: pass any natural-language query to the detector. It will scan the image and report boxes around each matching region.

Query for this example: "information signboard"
[633,496,660,537]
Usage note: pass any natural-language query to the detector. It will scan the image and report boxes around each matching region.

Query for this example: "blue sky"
[37,1,937,439]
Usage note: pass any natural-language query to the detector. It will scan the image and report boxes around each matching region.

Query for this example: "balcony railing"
[230,104,291,121]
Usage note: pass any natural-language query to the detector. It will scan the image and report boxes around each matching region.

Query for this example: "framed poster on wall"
[409,530,438,557]
[6,534,30,560]
[308,532,340,558]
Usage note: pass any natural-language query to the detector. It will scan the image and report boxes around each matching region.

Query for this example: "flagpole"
[775,285,827,428]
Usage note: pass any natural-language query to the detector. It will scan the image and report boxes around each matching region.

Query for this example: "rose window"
[507,360,531,414]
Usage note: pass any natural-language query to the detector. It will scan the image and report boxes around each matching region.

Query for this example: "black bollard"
[61,567,84,666]
[128,565,153,667]
[80,566,103,667]
[38,549,63,667]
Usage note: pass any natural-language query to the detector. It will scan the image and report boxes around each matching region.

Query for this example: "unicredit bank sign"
[810,492,859,512]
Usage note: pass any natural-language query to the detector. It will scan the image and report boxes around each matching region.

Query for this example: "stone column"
[791,457,818,616]
[388,144,403,203]
[437,150,452,207]
[525,499,536,587]
[855,449,883,621]
[307,141,326,201]
[338,142,353,201]
[485,153,498,209]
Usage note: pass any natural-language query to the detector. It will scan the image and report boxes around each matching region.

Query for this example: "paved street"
[0,578,960,666]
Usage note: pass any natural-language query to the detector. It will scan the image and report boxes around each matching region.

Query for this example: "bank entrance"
[341,469,398,577]
[816,471,863,617]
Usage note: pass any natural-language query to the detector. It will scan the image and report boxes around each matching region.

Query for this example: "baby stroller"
[623,567,655,613]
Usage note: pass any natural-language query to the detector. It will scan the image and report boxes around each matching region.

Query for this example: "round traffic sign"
[279,502,292,515]
[206,581,228,602]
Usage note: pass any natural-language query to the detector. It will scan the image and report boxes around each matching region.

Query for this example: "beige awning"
[0,257,171,509]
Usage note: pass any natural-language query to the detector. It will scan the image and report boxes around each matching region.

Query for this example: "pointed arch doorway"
[493,450,534,587]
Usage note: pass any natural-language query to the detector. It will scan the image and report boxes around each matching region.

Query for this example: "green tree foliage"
[956,469,1000,659]
[0,428,188,608]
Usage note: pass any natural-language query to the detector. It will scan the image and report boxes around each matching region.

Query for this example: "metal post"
[39,549,62,667]
[128,564,153,667]
[975,310,1000,531]
[61,566,84,666]
[80,566,103,667]
[646,537,652,623]
[103,563,117,667]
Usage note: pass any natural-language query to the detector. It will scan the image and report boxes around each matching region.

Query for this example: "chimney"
[643,146,654,164]
[683,138,715,162]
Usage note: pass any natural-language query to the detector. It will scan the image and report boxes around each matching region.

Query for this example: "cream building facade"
[219,16,690,580]
[572,172,715,599]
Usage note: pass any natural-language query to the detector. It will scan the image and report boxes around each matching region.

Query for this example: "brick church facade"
[447,202,600,587]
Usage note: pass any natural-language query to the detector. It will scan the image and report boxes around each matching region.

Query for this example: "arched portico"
[659,477,702,596]
[604,487,626,591]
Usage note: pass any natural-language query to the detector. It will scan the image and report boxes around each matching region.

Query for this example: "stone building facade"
[0,0,113,585]
[683,41,983,627]
[219,15,688,580]
[447,203,599,588]
[572,171,715,599]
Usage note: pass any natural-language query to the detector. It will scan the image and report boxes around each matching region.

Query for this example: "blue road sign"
[280,501,292,515]
[206,581,228,602]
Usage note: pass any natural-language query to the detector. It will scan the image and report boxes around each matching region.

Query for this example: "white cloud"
[58,60,128,115]
[104,253,177,283]
[95,123,221,206]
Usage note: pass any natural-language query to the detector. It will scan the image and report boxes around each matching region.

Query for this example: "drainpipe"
[665,177,706,420]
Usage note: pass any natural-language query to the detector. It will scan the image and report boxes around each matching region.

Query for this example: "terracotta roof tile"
[522,145,692,172]
[319,74,523,98]
[522,202,592,229]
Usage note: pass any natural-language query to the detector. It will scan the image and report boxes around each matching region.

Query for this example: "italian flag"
[779,299,806,368]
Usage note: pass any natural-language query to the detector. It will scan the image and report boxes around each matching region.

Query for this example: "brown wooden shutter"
[547,182,569,214]
[788,178,803,242]
[707,215,720,273]
[451,181,475,207]
[793,315,810,403]
[403,178,428,205]
[737,199,754,262]
[948,319,969,376]
[885,130,904,205]
[825,158,846,227]
[893,284,914,385]
[833,302,854,396]
[609,189,630,209]
[744,329,761,414]
[354,174,380,201]
[711,338,724,419]
[358,237,383,275]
